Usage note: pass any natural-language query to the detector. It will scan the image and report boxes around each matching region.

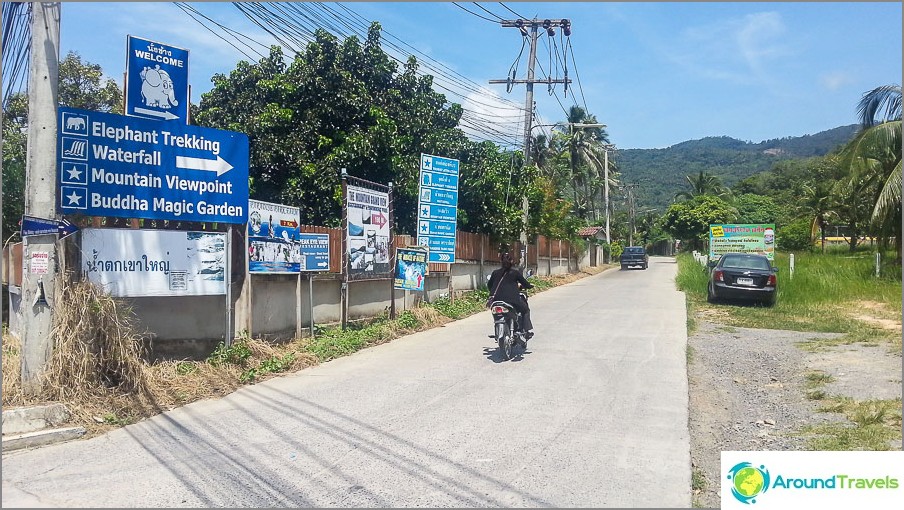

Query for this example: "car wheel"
[621,264,627,270]
[706,285,717,304]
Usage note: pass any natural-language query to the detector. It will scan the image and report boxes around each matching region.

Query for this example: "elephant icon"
[65,116,86,131]
[140,65,179,109]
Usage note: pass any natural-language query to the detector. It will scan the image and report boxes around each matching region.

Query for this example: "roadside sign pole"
[225,225,233,347]
[388,181,396,320]
[296,272,302,340]
[309,275,315,338]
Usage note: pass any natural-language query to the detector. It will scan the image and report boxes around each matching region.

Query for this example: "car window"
[721,255,770,270]
[625,247,644,254]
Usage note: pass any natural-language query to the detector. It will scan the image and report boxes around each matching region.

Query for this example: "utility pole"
[624,183,638,246]
[490,18,572,268]
[21,2,61,393]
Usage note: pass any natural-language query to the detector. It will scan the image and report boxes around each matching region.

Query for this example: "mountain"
[615,124,859,212]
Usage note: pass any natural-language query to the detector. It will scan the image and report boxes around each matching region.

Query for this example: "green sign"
[709,224,776,261]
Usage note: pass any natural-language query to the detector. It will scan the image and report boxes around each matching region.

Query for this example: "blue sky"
[59,2,902,150]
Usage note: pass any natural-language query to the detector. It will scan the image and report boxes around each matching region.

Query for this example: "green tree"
[662,195,738,250]
[675,171,731,201]
[733,193,783,224]
[58,51,123,113]
[840,84,902,258]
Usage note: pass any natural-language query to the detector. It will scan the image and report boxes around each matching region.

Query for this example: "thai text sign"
[346,185,390,275]
[58,107,249,223]
[248,199,301,273]
[417,153,459,263]
[395,247,428,291]
[126,36,189,122]
[81,228,226,297]
[709,224,776,262]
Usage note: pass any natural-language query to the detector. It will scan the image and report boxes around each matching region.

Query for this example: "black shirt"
[487,267,533,305]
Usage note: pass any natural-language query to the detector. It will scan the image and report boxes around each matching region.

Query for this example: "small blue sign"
[299,233,330,272]
[418,203,457,222]
[126,36,189,122]
[21,216,79,239]
[420,170,458,191]
[57,107,249,224]
[417,153,460,263]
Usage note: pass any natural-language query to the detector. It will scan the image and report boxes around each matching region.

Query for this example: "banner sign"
[394,247,428,291]
[346,185,390,275]
[57,107,249,224]
[299,233,330,272]
[126,36,189,123]
[248,199,301,273]
[417,153,459,263]
[81,228,226,297]
[709,223,776,262]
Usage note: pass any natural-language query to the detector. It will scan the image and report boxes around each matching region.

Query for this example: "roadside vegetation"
[677,250,902,451]
[1,266,607,437]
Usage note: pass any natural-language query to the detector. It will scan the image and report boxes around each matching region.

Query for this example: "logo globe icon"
[727,462,770,504]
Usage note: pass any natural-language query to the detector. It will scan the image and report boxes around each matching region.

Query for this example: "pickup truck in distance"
[620,246,648,270]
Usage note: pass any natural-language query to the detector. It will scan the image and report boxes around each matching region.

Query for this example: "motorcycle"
[488,295,528,361]
[486,270,533,361]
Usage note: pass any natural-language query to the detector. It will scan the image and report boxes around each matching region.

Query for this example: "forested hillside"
[617,125,859,211]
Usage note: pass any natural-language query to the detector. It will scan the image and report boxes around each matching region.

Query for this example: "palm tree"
[800,181,836,252]
[556,106,610,219]
[841,84,902,258]
[674,171,731,201]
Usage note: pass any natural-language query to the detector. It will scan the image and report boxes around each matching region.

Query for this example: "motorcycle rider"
[487,252,534,340]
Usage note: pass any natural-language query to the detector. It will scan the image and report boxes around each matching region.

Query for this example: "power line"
[472,2,506,21]
[565,37,590,114]
[451,2,502,23]
[498,2,527,19]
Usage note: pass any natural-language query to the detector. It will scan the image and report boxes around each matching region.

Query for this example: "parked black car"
[707,253,777,306]
[620,246,648,270]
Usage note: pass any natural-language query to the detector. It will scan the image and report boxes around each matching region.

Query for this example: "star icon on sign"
[66,190,82,205]
[67,165,83,181]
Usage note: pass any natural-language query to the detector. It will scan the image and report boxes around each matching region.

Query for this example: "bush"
[778,218,813,252]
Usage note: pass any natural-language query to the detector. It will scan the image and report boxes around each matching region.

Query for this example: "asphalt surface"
[2,257,690,507]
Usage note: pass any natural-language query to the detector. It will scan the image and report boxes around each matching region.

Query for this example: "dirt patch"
[850,300,902,332]
[688,318,902,508]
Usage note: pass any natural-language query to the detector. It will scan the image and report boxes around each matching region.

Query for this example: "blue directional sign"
[126,36,189,122]
[299,233,331,272]
[417,153,459,263]
[57,107,249,224]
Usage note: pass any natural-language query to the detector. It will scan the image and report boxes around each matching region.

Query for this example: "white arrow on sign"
[175,155,234,176]
[317,261,328,267]
[134,107,180,121]
[436,253,451,262]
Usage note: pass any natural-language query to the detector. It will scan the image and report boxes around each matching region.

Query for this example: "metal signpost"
[417,153,459,263]
[299,232,330,337]
[57,107,249,223]
[125,36,189,122]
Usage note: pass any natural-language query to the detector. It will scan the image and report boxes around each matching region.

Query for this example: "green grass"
[801,398,902,450]
[804,371,834,388]
[675,251,902,341]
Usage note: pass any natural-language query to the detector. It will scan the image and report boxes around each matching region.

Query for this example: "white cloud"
[819,71,854,91]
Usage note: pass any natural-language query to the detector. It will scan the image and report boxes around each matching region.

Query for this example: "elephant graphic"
[65,116,86,131]
[140,65,179,109]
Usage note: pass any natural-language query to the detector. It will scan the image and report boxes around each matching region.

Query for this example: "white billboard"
[81,228,226,297]
[346,185,391,275]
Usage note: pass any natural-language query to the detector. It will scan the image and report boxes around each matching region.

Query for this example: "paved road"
[2,257,690,507]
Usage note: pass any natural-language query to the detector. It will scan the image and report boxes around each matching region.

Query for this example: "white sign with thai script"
[81,228,226,297]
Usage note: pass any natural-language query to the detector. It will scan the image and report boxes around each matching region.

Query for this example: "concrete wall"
[6,252,584,360]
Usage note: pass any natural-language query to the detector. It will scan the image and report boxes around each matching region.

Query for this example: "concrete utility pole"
[490,18,572,268]
[21,2,61,392]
